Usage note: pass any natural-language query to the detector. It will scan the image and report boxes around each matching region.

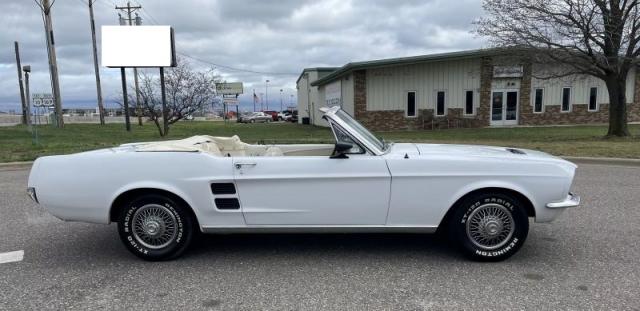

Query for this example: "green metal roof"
[295,67,340,85]
[310,48,504,87]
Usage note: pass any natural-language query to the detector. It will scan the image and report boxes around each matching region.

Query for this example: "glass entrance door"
[490,90,518,126]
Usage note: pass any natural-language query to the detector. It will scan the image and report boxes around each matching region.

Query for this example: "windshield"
[334,109,386,151]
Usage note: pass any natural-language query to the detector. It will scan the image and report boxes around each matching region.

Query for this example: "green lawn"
[1,121,639,162]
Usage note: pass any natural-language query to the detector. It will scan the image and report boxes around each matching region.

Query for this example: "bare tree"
[476,0,640,137]
[134,61,220,136]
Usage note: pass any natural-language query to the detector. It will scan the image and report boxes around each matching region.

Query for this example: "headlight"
[27,187,38,203]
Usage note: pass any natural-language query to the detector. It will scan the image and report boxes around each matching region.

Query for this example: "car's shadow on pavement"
[33,223,550,265]
[187,232,465,262]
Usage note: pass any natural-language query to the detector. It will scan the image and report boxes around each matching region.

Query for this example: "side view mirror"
[330,142,353,159]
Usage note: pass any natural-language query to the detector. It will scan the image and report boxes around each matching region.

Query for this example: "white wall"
[365,59,482,113]
[297,70,341,127]
[531,65,636,107]
[296,74,310,120]
[341,73,354,116]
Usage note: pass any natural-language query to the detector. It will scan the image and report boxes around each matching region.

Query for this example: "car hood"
[391,143,575,167]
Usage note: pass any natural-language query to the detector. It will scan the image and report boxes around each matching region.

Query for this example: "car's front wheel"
[117,194,196,261]
[448,192,529,261]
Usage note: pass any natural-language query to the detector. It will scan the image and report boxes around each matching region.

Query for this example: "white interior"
[135,135,334,157]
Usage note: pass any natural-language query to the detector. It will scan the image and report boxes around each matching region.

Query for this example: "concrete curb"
[0,161,34,170]
[562,156,640,167]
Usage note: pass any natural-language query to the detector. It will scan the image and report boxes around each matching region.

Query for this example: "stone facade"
[477,57,493,127]
[352,58,640,131]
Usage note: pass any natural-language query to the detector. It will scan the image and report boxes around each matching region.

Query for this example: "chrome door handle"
[235,162,257,169]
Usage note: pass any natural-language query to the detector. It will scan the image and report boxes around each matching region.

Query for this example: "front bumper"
[546,192,580,209]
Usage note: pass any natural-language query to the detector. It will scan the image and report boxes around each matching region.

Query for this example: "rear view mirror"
[331,142,353,159]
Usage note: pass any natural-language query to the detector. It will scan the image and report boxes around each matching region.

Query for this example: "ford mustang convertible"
[27,106,579,261]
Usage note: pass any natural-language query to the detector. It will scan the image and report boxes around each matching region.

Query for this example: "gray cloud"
[0,0,486,112]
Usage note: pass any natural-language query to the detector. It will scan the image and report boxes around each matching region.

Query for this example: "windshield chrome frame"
[321,106,385,156]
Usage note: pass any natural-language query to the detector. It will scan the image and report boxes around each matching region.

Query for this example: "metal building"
[296,49,640,130]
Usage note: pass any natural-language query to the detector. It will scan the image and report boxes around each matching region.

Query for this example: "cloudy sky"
[0,0,486,112]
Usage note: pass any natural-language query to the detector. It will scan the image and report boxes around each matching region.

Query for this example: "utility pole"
[36,0,64,128]
[14,42,28,126]
[87,0,105,125]
[260,93,264,111]
[115,2,143,126]
[24,65,39,144]
[23,66,32,132]
[280,89,283,112]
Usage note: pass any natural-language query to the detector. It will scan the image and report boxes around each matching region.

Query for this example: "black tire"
[448,192,529,262]
[117,194,196,261]
[250,119,255,123]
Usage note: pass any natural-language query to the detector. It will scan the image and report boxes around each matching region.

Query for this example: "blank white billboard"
[102,26,176,68]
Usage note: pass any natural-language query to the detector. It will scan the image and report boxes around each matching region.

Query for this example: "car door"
[233,153,390,225]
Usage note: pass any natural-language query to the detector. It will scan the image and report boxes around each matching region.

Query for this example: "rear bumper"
[546,192,580,209]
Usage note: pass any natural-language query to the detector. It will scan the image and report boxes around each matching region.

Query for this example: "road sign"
[32,93,54,107]
[216,82,244,95]
[223,98,239,105]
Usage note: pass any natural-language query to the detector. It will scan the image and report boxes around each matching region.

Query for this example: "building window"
[561,87,571,112]
[406,91,416,117]
[589,87,598,111]
[534,88,544,113]
[436,91,446,116]
[465,90,474,115]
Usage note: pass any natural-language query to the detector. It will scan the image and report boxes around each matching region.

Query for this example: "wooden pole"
[14,42,28,126]
[24,71,33,135]
[42,0,64,128]
[116,1,144,126]
[88,0,105,125]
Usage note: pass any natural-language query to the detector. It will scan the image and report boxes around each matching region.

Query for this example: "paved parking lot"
[1,164,639,310]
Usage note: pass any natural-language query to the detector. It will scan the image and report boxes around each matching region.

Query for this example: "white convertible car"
[27,106,579,261]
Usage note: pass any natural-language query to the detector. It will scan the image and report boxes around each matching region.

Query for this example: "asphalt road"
[1,164,639,310]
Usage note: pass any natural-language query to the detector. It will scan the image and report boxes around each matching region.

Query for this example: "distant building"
[296,49,640,130]
[296,67,338,125]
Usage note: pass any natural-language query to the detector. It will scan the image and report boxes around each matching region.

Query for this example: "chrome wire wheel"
[132,204,177,250]
[465,203,515,250]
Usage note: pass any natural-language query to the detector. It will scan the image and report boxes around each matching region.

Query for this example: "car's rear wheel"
[448,192,529,261]
[117,194,196,261]
[250,119,255,123]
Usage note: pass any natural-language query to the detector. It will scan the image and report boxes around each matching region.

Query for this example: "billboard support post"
[102,25,176,134]
[120,67,131,132]
[160,67,168,135]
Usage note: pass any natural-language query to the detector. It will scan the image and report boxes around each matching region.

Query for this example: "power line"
[128,1,297,76]
[140,6,159,24]
[178,53,298,76]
